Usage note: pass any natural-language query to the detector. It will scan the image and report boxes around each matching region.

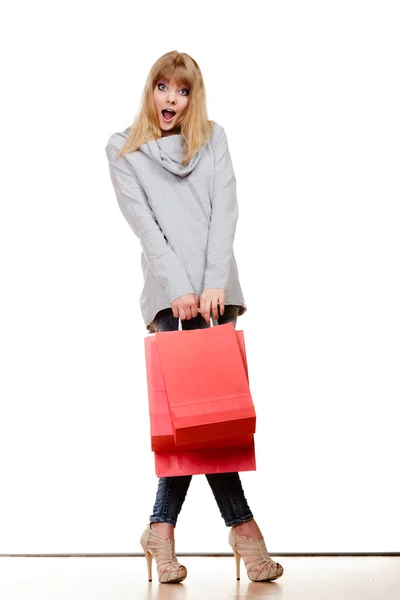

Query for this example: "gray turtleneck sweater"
[105,120,247,333]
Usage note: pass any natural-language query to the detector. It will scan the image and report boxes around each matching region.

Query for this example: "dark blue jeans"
[149,304,254,528]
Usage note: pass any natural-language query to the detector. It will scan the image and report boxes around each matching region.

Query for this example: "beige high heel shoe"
[228,526,284,582]
[140,523,187,583]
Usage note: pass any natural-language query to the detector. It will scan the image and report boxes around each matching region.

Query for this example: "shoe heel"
[232,546,241,580]
[142,546,153,582]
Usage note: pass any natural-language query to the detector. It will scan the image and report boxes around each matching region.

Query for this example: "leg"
[205,307,284,580]
[205,471,254,527]
[149,474,192,534]
[142,306,213,584]
[206,306,263,538]
[148,306,208,539]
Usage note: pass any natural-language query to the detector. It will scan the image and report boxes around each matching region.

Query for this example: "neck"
[161,127,181,138]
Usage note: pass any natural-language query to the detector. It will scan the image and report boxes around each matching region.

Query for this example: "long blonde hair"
[117,50,214,166]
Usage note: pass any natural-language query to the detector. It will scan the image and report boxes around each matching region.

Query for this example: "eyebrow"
[158,80,189,88]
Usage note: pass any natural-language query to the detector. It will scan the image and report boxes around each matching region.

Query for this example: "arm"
[105,144,196,303]
[203,126,239,291]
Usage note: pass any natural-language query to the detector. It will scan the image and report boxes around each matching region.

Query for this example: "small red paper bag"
[155,322,256,446]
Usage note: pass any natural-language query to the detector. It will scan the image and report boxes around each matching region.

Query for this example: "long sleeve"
[204,126,239,290]
[105,144,196,303]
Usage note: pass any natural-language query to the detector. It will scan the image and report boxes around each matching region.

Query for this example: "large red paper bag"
[155,322,256,446]
[144,327,253,452]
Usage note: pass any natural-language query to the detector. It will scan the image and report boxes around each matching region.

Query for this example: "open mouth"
[161,109,176,122]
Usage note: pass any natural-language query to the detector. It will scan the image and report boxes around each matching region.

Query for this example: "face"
[153,77,190,135]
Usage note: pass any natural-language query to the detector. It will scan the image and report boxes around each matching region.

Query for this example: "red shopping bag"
[144,327,253,452]
[154,437,256,477]
[155,322,256,446]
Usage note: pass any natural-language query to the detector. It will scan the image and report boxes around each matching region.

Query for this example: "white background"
[0,0,399,554]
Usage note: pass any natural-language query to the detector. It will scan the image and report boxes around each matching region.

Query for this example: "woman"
[105,50,283,584]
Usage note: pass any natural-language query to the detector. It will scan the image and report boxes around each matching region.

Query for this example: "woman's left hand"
[199,288,225,325]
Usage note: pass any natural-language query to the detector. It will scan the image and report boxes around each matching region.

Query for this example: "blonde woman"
[105,50,284,584]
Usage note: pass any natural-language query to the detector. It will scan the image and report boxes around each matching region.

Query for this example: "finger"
[185,305,192,320]
[219,295,225,316]
[212,297,219,322]
[192,295,199,317]
[199,296,206,317]
[179,306,187,321]
[204,298,212,325]
[171,303,178,318]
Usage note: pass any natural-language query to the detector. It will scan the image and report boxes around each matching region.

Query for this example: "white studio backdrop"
[0,0,399,554]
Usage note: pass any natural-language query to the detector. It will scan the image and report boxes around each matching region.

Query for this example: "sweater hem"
[145,301,247,334]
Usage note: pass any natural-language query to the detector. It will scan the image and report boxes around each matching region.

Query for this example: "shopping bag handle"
[178,313,217,331]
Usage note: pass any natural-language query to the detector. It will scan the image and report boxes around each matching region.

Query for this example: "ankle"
[150,522,175,541]
[234,519,263,540]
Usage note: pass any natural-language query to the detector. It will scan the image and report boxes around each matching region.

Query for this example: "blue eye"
[157,83,189,95]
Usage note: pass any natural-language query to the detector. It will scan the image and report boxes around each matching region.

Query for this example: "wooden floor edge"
[1,552,400,557]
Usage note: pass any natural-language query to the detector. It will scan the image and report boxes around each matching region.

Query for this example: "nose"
[167,93,177,104]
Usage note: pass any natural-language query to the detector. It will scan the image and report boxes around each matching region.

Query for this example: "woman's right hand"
[171,293,199,320]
